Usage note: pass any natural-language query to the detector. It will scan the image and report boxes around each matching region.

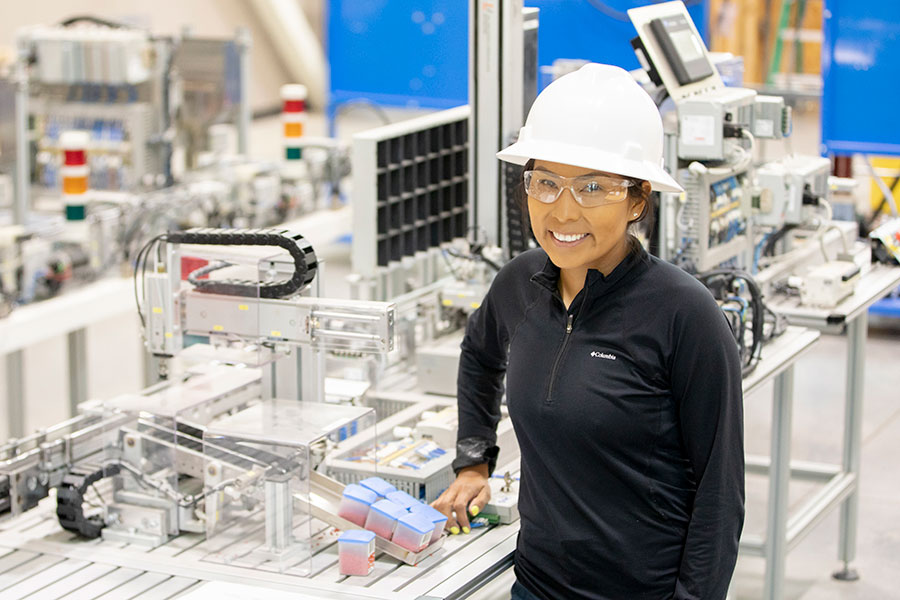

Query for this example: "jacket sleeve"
[452,273,511,476]
[669,288,745,600]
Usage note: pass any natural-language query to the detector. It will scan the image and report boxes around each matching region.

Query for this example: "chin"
[541,245,591,270]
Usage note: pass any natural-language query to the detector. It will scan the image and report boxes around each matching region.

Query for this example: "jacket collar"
[529,244,650,296]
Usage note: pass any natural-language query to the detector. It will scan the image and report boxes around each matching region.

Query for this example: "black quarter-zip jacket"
[455,245,745,600]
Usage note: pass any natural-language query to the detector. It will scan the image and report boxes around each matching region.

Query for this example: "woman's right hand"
[431,463,491,534]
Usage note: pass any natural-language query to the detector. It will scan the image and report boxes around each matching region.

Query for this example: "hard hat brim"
[497,139,684,194]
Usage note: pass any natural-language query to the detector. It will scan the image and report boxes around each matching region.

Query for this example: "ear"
[630,181,651,221]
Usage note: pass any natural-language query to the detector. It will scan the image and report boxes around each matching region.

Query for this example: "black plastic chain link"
[166,228,318,298]
[56,462,121,539]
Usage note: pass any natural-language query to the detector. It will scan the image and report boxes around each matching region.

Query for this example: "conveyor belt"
[0,484,520,600]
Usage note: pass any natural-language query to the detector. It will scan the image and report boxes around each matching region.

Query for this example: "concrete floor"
[733,324,900,600]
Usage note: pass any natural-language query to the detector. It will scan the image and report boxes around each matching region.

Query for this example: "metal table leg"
[764,365,794,600]
[5,350,24,438]
[67,328,88,416]
[834,312,866,581]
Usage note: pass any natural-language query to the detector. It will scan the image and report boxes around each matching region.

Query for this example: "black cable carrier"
[0,474,10,515]
[166,228,318,299]
[56,462,120,539]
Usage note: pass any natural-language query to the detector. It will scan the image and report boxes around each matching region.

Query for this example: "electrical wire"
[816,197,833,227]
[697,269,772,377]
[676,200,694,232]
[753,232,771,272]
[740,127,756,158]
[60,15,131,28]
[818,224,850,262]
[187,261,233,287]
[329,99,392,138]
[864,173,900,231]
[762,224,798,257]
[688,140,752,178]
[864,157,900,220]
[444,247,501,273]
[133,234,168,330]
[586,0,704,22]
[440,249,463,280]
[585,0,633,22]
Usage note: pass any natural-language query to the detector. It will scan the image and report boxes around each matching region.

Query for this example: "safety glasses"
[523,170,634,208]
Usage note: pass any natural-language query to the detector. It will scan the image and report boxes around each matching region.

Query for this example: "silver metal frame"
[755,264,900,597]
[741,326,820,599]
[469,0,525,251]
[13,48,28,226]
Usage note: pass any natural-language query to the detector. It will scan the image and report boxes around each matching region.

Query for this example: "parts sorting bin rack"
[352,105,470,278]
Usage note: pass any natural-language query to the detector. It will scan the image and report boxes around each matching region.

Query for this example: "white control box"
[800,261,860,308]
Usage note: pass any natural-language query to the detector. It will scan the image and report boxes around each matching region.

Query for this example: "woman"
[432,64,745,599]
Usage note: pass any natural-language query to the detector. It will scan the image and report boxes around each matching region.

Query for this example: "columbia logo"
[590,351,617,360]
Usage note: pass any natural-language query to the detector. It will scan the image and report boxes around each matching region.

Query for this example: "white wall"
[0,0,326,111]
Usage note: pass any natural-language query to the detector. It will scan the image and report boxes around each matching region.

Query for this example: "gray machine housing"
[755,155,832,227]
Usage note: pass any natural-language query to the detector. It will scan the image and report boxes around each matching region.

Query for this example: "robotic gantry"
[0,228,461,575]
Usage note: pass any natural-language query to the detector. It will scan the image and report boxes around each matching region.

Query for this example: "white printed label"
[681,115,716,147]
[756,119,775,137]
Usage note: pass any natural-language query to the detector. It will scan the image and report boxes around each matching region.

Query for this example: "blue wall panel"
[821,1,900,156]
[523,1,707,79]
[327,1,468,111]
[327,1,708,112]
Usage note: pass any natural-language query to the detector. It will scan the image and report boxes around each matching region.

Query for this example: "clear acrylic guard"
[202,399,377,576]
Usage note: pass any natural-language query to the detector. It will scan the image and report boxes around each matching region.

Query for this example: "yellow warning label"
[270,330,282,337]
[152,307,162,314]
[442,299,453,306]
[238,304,249,311]
[213,325,224,332]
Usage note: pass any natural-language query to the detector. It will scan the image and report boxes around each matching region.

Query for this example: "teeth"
[551,231,588,243]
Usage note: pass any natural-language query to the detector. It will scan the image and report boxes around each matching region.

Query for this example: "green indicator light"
[65,204,86,221]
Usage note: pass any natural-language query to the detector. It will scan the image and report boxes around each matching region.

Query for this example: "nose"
[549,185,581,222]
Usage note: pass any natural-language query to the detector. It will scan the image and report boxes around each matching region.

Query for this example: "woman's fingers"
[469,484,492,519]
[432,490,461,534]
[431,467,491,535]
[453,494,472,532]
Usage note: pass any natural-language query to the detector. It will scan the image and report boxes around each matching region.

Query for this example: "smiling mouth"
[550,231,589,243]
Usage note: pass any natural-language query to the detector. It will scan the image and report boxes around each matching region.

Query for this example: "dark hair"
[516,158,656,254]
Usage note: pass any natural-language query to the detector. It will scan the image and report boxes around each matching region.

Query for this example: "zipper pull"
[566,314,573,334]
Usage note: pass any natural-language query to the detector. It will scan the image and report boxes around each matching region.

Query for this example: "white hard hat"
[497,63,683,193]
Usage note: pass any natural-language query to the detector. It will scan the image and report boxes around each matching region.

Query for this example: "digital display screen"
[669,29,704,63]
[649,14,715,86]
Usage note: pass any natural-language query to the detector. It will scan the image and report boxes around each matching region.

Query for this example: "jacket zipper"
[545,313,574,404]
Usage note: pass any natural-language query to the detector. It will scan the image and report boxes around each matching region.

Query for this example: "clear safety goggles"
[523,170,634,208]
